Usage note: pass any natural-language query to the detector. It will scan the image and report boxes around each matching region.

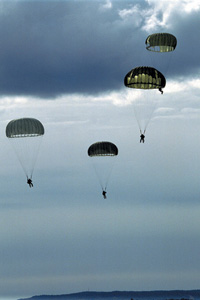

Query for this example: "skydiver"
[102,190,107,199]
[27,178,33,188]
[140,133,145,143]
[159,87,163,94]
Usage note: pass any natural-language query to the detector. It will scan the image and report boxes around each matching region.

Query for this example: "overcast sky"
[0,0,200,299]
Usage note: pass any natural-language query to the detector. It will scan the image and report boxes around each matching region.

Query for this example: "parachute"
[124,66,166,134]
[88,141,118,195]
[145,33,177,76]
[6,118,44,138]
[6,118,44,181]
[88,141,118,157]
[145,33,177,52]
[124,66,166,92]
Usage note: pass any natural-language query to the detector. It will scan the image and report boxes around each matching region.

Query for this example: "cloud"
[1,74,200,297]
[179,0,200,13]
[99,0,112,10]
[0,0,197,99]
[118,4,144,27]
[1,2,200,297]
[143,0,200,31]
[155,107,175,114]
[0,74,199,119]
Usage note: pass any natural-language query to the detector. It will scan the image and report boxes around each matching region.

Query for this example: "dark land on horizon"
[18,290,200,300]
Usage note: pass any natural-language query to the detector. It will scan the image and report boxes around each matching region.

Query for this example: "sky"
[0,0,200,298]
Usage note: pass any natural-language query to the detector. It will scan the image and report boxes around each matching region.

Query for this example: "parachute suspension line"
[133,104,143,134]
[146,45,174,81]
[8,135,43,180]
[163,51,174,78]
[90,159,104,191]
[10,140,29,178]
[143,96,159,133]
[90,156,116,192]
[29,136,43,180]
[132,93,159,134]
[146,49,154,69]
[103,158,116,191]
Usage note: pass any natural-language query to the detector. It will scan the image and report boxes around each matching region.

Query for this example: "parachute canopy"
[88,142,118,157]
[6,118,45,138]
[145,33,177,52]
[6,117,44,180]
[124,66,166,90]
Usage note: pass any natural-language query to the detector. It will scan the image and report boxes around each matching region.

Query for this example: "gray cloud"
[0,1,198,98]
[0,1,200,297]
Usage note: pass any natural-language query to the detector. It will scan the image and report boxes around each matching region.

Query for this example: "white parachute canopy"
[6,118,45,179]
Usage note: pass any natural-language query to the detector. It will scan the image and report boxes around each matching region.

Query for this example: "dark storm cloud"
[171,13,200,76]
[0,0,199,98]
[0,1,128,97]
[149,7,200,79]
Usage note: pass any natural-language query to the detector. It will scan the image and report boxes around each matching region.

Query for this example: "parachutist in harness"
[102,190,107,199]
[27,178,33,188]
[140,132,145,143]
[159,87,163,94]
